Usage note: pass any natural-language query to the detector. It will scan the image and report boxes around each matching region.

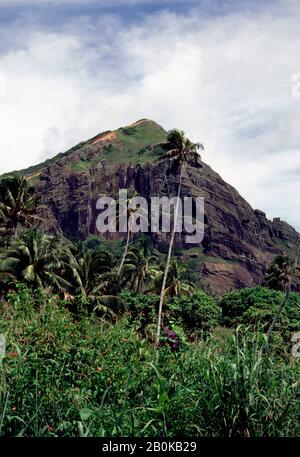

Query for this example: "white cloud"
[0,0,198,6]
[0,72,6,97]
[0,1,299,230]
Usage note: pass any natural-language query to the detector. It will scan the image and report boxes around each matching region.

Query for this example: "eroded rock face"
[33,120,300,294]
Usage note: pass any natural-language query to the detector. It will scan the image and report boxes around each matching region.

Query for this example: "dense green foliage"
[0,175,38,246]
[171,291,222,337]
[220,286,300,340]
[0,286,299,437]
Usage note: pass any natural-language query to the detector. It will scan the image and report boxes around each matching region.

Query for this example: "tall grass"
[0,291,299,437]
[171,329,299,436]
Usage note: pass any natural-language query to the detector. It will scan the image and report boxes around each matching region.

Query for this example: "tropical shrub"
[171,290,221,337]
[120,291,158,327]
[220,286,300,338]
[0,229,76,293]
[0,174,38,245]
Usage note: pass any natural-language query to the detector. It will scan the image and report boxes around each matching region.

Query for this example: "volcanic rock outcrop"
[12,119,300,294]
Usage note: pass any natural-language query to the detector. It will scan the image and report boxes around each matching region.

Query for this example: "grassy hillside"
[1,119,167,181]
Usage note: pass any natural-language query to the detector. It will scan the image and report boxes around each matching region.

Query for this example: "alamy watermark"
[96,189,205,244]
[0,334,6,358]
[291,332,300,358]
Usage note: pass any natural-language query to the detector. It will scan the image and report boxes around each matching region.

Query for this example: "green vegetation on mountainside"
[1,120,167,181]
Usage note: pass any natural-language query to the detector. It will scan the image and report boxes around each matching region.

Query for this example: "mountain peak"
[3,119,167,181]
[125,118,164,129]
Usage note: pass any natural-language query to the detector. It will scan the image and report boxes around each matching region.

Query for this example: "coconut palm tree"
[0,228,74,293]
[155,129,203,350]
[66,240,126,314]
[117,205,137,278]
[265,254,296,291]
[266,251,300,339]
[0,175,40,245]
[123,240,157,293]
[150,260,194,299]
[113,193,148,278]
[68,242,116,298]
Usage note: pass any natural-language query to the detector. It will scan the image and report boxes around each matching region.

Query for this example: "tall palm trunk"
[266,285,290,339]
[155,165,184,352]
[267,251,298,339]
[136,272,143,294]
[117,229,131,277]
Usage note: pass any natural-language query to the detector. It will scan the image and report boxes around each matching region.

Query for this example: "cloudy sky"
[0,0,299,229]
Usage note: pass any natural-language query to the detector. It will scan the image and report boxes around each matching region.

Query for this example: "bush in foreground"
[220,286,300,339]
[171,290,221,337]
[0,288,299,437]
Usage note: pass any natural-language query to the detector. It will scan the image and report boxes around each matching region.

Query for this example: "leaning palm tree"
[266,251,300,339]
[155,129,203,350]
[0,175,40,245]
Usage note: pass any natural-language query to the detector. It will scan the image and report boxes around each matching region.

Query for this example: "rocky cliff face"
[23,119,300,294]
